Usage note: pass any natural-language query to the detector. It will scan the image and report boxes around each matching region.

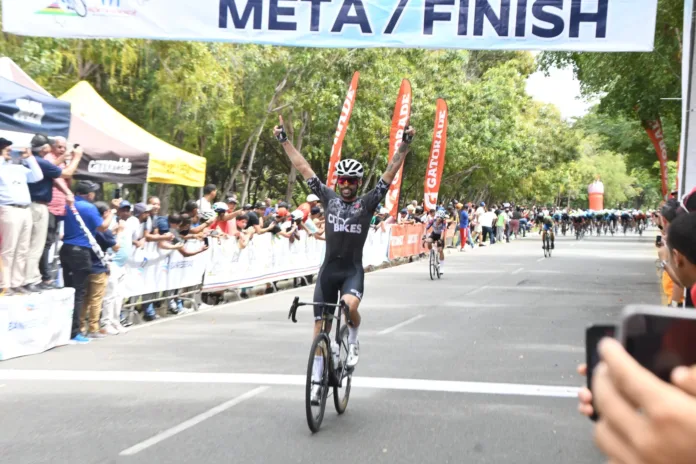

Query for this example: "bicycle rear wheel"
[333,325,352,414]
[305,334,330,433]
[429,250,436,280]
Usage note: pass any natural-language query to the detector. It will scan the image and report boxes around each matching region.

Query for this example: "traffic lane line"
[119,386,269,456]
[0,370,579,399]
[378,315,425,335]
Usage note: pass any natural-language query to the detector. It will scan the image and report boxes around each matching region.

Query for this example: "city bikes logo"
[327,214,362,234]
[36,0,138,18]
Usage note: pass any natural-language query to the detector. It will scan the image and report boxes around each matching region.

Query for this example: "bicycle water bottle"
[331,341,340,368]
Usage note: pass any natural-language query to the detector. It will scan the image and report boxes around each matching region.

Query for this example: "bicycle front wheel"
[429,250,436,280]
[306,334,330,433]
[333,325,352,414]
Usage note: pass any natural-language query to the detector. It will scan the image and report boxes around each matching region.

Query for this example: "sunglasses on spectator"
[337,177,360,186]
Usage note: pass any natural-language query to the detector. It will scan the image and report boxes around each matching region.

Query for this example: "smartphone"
[203,237,210,247]
[655,235,663,247]
[619,305,696,383]
[585,324,617,421]
[113,188,121,200]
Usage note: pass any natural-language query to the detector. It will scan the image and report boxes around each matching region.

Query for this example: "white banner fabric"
[122,241,208,298]
[0,288,74,361]
[2,0,658,52]
[203,231,324,291]
[203,227,390,291]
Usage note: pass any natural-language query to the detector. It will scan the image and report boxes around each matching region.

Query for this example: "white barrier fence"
[0,288,74,361]
[122,240,209,298]
[202,227,391,292]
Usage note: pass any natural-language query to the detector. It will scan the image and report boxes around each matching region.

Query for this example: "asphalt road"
[0,229,660,464]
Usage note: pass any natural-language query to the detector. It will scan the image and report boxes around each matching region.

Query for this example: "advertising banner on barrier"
[384,79,412,218]
[389,224,427,259]
[2,1,658,52]
[122,241,208,298]
[327,72,360,189]
[203,228,390,291]
[203,232,324,291]
[423,99,448,212]
[0,288,74,361]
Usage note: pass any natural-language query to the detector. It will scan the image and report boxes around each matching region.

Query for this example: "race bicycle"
[542,232,553,258]
[288,297,353,433]
[429,240,441,280]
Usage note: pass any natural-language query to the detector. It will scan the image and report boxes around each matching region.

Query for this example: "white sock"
[348,326,359,344]
[312,356,323,381]
[439,258,444,268]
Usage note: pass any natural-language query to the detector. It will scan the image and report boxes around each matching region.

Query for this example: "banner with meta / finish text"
[2,0,658,52]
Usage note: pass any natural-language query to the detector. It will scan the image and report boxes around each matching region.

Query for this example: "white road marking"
[378,314,425,335]
[0,370,580,399]
[536,257,545,263]
[484,285,650,295]
[511,267,524,275]
[119,386,269,456]
[467,285,488,296]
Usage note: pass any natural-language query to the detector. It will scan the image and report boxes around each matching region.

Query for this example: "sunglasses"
[337,177,360,186]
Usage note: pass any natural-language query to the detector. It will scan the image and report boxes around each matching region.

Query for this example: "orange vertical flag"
[384,79,412,218]
[423,99,448,212]
[326,72,360,188]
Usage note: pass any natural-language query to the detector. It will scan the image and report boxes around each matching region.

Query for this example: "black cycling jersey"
[307,176,389,319]
[307,176,388,265]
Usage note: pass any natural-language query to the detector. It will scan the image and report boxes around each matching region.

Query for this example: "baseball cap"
[254,201,265,210]
[379,207,389,215]
[242,204,253,211]
[0,137,12,150]
[226,196,238,204]
[133,202,153,216]
[307,194,320,202]
[400,209,408,214]
[75,180,100,195]
[291,210,304,220]
[310,206,321,215]
[275,207,289,218]
[119,200,132,210]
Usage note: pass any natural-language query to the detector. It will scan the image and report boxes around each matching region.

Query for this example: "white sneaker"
[310,385,322,405]
[102,324,119,336]
[113,322,128,334]
[346,342,360,368]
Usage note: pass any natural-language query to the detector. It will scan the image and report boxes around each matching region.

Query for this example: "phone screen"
[586,325,617,391]
[623,314,696,382]
[203,237,210,247]
[586,325,616,421]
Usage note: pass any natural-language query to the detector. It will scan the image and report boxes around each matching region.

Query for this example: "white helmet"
[213,202,228,213]
[306,194,319,202]
[436,210,446,219]
[335,159,364,178]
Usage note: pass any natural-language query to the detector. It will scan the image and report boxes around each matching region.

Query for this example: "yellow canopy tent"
[60,82,206,187]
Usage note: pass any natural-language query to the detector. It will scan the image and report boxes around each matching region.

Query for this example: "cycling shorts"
[543,224,552,232]
[313,259,364,321]
[429,232,442,243]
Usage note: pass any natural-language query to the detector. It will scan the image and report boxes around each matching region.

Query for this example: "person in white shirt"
[474,202,486,245]
[0,138,44,295]
[481,207,497,245]
[196,184,217,219]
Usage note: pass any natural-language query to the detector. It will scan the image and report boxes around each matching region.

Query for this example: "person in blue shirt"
[24,134,82,292]
[60,180,112,344]
[457,203,472,252]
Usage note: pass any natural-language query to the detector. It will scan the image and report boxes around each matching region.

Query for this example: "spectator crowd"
[0,134,327,344]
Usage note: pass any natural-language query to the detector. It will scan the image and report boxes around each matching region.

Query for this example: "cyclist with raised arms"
[425,210,447,274]
[274,116,415,404]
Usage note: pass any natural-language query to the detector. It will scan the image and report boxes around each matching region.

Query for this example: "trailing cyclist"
[541,212,555,250]
[425,210,447,274]
[274,116,415,404]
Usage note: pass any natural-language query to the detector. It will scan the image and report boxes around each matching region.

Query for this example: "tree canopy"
[1,12,674,211]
